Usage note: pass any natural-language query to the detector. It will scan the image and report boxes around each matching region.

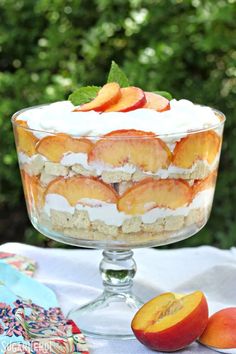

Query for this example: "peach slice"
[45,176,118,206]
[36,134,93,163]
[172,131,221,169]
[199,308,236,350]
[118,178,192,215]
[74,82,121,112]
[104,86,146,112]
[88,130,171,173]
[193,171,217,196]
[143,92,170,112]
[21,171,45,210]
[14,120,38,157]
[131,291,208,352]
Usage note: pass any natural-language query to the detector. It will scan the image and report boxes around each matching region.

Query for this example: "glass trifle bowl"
[12,98,225,339]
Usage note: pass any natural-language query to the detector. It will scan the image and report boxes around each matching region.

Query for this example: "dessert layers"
[20,168,216,244]
[13,99,223,245]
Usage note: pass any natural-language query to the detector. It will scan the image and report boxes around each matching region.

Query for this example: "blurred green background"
[0,0,235,248]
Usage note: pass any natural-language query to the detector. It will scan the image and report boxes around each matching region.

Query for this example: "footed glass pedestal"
[69,250,143,339]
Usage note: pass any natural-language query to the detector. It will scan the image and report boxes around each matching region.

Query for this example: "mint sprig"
[107,61,130,87]
[68,86,101,106]
[154,91,173,100]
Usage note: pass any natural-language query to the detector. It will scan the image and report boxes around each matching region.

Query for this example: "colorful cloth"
[0,252,36,277]
[0,261,89,353]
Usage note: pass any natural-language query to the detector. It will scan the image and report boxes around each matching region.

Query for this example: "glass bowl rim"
[11,103,226,139]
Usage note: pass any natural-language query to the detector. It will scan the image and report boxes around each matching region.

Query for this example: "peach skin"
[199,308,236,350]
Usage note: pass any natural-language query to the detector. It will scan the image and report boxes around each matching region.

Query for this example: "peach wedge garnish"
[88,129,171,173]
[131,291,208,352]
[74,82,121,112]
[199,308,236,350]
[172,131,221,169]
[143,92,170,112]
[45,176,118,206]
[14,120,38,157]
[118,178,192,215]
[104,86,146,112]
[36,133,93,163]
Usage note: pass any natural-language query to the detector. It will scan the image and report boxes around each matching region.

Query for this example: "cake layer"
[37,205,210,246]
[18,151,220,183]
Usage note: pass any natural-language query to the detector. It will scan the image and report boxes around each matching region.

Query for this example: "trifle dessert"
[12,71,225,248]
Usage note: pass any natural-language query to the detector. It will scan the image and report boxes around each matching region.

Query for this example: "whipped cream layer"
[16,99,220,138]
[44,188,215,227]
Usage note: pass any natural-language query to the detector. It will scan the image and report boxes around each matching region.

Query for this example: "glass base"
[69,290,143,339]
[68,249,143,339]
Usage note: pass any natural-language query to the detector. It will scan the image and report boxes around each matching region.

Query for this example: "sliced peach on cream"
[88,130,171,173]
[131,291,208,352]
[36,134,93,163]
[74,82,121,112]
[104,86,146,112]
[172,131,221,169]
[14,120,38,157]
[21,171,45,210]
[118,178,192,215]
[193,171,217,196]
[199,308,236,350]
[143,92,170,112]
[45,176,118,206]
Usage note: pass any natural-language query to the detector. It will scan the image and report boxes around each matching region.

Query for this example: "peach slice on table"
[132,291,208,352]
[172,131,221,169]
[45,176,118,206]
[88,130,171,173]
[36,134,93,163]
[118,178,192,215]
[21,171,45,210]
[73,82,121,112]
[14,120,38,157]
[104,86,146,112]
[193,171,217,196]
[199,308,236,351]
[143,92,170,112]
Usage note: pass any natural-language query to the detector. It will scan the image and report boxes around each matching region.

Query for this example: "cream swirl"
[16,99,220,138]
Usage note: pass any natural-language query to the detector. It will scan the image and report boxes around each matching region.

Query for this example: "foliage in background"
[0,0,235,248]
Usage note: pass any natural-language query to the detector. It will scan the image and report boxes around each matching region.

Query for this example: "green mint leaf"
[68,86,101,106]
[107,61,130,87]
[154,91,173,100]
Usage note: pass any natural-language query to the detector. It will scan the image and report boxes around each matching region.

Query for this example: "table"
[1,243,235,354]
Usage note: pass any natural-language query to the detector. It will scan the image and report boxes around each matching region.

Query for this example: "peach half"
[199,308,236,350]
[131,291,208,352]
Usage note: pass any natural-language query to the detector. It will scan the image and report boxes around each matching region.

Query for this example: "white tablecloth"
[1,243,236,354]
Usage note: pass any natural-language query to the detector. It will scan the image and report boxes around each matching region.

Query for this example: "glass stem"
[99,250,137,294]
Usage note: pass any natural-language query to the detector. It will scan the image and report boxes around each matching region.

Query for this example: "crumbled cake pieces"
[39,206,209,243]
[19,153,219,183]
